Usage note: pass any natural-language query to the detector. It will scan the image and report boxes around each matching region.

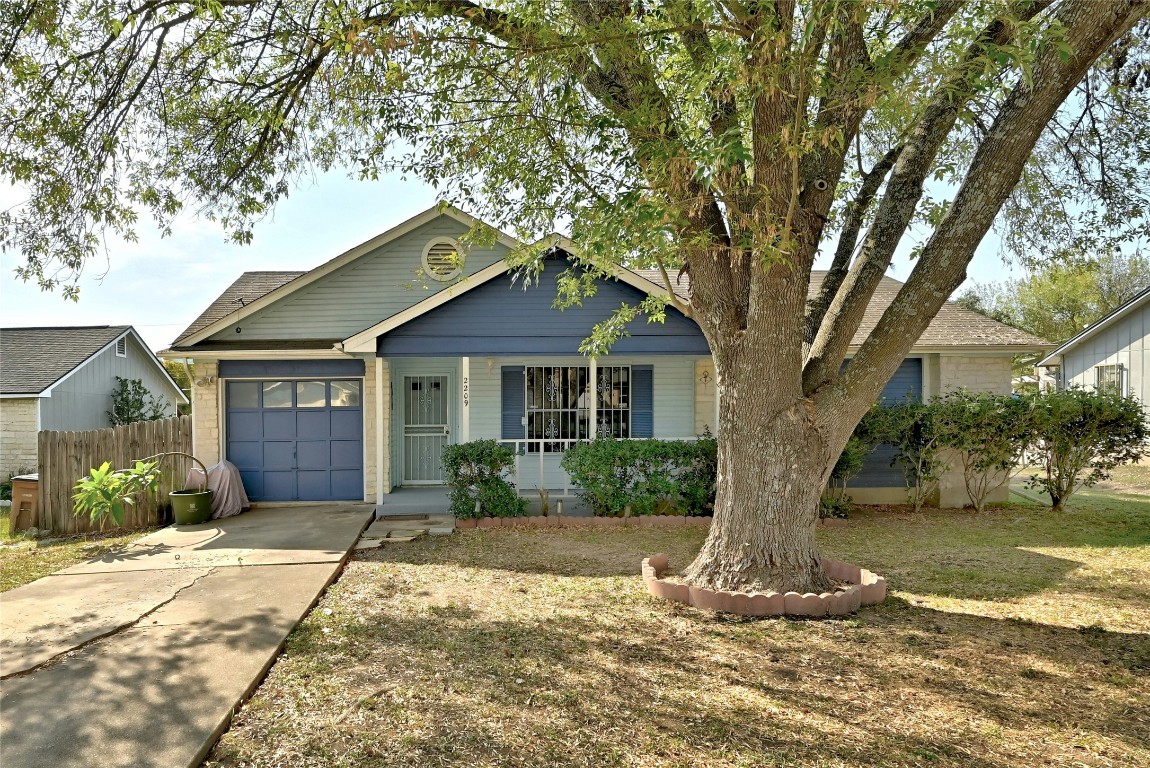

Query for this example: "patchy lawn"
[0,507,153,592]
[1093,460,1150,495]
[207,492,1150,768]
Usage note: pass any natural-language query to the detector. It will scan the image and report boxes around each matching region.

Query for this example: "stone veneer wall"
[0,397,40,480]
[191,361,221,466]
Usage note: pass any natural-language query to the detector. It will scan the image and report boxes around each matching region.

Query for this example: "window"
[1095,364,1124,395]
[421,238,465,282]
[524,365,630,451]
[296,381,326,408]
[330,380,361,407]
[115,337,127,357]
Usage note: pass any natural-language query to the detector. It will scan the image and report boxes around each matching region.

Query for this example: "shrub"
[865,400,949,512]
[1025,388,1148,510]
[561,437,716,517]
[107,377,170,426]
[933,390,1034,511]
[441,440,526,519]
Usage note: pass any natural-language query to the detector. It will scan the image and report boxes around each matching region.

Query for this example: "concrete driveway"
[0,504,373,768]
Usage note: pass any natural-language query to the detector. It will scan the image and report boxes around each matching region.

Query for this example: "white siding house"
[1038,286,1150,409]
[163,205,1050,510]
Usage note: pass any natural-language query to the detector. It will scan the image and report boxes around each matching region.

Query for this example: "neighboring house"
[1037,285,1150,411]
[162,206,1049,509]
[0,325,189,479]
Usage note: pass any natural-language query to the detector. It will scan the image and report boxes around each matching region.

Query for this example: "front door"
[402,374,450,484]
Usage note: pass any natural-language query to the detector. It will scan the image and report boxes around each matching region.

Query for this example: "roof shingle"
[1,326,132,394]
[172,271,305,345]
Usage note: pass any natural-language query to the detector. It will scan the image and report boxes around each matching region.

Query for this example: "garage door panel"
[262,441,295,470]
[297,471,329,499]
[330,439,362,468]
[238,471,263,499]
[228,411,261,437]
[331,470,363,499]
[297,410,330,438]
[228,441,262,468]
[262,472,295,501]
[297,440,330,469]
[263,411,297,439]
[330,410,361,439]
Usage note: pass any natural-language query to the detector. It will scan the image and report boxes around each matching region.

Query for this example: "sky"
[0,169,1025,352]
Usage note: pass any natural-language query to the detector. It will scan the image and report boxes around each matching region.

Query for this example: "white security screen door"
[402,375,450,484]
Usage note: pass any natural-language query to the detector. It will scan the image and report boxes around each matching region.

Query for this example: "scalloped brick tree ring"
[642,555,886,617]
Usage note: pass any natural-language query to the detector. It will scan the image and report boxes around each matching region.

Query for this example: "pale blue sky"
[0,169,1022,351]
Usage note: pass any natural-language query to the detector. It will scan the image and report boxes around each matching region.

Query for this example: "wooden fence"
[37,415,193,534]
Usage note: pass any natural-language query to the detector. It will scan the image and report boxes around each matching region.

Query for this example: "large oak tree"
[3,1,1148,593]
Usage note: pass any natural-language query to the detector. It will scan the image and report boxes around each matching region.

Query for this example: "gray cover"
[185,460,251,519]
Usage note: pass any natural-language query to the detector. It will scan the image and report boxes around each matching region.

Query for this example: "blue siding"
[220,359,364,378]
[378,261,710,356]
[501,367,526,439]
[853,358,923,488]
[631,365,654,437]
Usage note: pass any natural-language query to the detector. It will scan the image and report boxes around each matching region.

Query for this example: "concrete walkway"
[0,504,373,768]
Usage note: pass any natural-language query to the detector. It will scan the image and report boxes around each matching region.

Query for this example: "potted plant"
[73,452,214,528]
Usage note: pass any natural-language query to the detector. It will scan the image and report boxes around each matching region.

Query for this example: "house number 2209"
[462,377,469,407]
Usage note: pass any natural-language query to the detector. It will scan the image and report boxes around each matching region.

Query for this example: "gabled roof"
[1037,285,1150,366]
[633,270,1050,349]
[171,205,521,347]
[0,326,187,401]
[175,271,306,345]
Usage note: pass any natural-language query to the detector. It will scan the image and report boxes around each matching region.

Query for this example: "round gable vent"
[422,238,464,282]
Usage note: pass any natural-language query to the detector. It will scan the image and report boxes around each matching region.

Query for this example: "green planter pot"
[170,489,214,526]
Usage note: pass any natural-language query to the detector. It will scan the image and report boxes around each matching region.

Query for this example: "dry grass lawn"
[207,492,1150,768]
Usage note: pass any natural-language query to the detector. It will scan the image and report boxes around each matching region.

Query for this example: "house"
[0,326,189,480]
[162,206,1049,509]
[1037,285,1149,409]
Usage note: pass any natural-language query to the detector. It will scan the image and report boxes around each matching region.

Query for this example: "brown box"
[11,474,39,531]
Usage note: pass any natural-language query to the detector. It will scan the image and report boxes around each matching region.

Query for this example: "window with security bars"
[524,365,630,451]
[1095,364,1123,395]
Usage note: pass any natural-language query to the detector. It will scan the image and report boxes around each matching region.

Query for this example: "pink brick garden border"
[456,514,713,530]
[641,554,887,617]
[456,515,850,530]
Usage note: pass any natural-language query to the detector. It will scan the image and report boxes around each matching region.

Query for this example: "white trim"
[376,359,386,503]
[159,348,353,361]
[342,259,514,352]
[1038,287,1150,366]
[176,206,523,347]
[459,357,470,442]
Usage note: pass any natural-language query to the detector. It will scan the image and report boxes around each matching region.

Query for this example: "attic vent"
[422,238,464,282]
[115,337,127,357]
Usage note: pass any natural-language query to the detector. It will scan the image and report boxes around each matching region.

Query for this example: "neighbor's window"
[1095,364,1123,395]
[524,365,630,452]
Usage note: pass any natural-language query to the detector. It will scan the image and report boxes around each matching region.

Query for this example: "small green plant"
[107,376,170,426]
[441,440,526,519]
[864,400,949,512]
[1025,388,1148,510]
[819,494,852,519]
[72,452,207,526]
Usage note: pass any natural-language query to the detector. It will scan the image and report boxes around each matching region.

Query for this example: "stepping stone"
[354,539,385,551]
[428,526,454,537]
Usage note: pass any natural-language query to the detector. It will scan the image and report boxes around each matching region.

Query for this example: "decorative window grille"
[524,365,631,452]
[115,337,127,357]
[1095,364,1123,395]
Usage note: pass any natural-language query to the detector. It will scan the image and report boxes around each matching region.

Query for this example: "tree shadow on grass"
[209,564,1150,768]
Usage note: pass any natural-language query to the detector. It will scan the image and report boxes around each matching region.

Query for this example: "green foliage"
[932,391,1035,512]
[440,440,526,519]
[1025,388,1149,510]
[864,400,949,512]
[819,495,853,520]
[561,438,716,517]
[107,376,170,426]
[72,460,161,527]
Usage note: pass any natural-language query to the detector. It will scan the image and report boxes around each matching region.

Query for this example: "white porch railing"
[498,437,700,496]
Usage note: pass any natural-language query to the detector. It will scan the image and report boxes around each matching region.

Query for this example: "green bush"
[441,440,527,519]
[561,437,716,517]
[1025,388,1148,510]
[863,400,948,512]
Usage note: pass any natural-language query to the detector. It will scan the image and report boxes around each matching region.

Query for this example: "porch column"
[459,357,470,442]
[377,358,389,504]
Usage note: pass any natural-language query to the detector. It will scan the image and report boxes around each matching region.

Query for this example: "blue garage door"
[226,379,364,501]
[854,358,923,487]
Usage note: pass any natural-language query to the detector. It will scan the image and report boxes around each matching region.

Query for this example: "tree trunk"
[684,355,838,595]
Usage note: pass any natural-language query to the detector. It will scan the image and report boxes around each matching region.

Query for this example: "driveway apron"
[0,504,373,768]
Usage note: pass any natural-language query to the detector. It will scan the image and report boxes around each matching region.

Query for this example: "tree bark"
[683,342,836,594]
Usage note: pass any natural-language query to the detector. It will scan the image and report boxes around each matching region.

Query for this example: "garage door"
[226,379,363,501]
[854,358,923,488]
